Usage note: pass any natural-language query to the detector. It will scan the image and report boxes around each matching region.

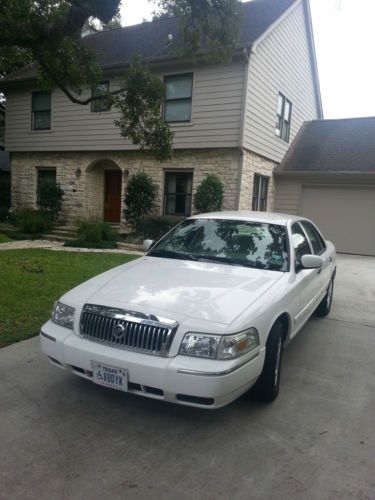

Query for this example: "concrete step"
[48,228,77,237]
[117,241,144,252]
[44,234,75,242]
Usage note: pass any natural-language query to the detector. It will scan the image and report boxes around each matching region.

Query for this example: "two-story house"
[0,0,322,224]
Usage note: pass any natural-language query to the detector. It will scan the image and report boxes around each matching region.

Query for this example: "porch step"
[117,241,144,252]
[43,233,75,242]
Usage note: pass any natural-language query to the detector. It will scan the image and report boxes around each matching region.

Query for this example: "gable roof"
[1,0,296,85]
[276,117,375,174]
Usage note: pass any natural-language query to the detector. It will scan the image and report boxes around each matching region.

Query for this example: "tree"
[0,1,240,160]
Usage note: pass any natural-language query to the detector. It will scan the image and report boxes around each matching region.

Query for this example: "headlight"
[217,328,259,360]
[179,334,221,359]
[51,302,75,330]
[179,328,259,360]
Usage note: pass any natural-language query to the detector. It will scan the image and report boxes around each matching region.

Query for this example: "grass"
[0,249,139,348]
[0,233,12,243]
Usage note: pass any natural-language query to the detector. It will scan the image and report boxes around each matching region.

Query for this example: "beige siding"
[243,1,319,162]
[5,61,244,152]
[274,177,301,214]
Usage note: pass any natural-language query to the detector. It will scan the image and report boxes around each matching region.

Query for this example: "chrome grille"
[79,304,178,356]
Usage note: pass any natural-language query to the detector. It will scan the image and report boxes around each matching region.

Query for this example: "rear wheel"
[315,277,334,317]
[251,321,284,403]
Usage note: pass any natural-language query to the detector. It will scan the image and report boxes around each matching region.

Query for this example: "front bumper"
[40,321,265,409]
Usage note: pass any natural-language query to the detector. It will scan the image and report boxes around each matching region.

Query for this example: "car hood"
[63,256,284,326]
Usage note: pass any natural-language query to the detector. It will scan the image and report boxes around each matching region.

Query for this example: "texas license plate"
[92,362,128,392]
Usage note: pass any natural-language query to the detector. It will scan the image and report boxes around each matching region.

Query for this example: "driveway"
[1,255,374,500]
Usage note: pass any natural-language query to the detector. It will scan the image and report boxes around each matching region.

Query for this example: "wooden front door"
[104,170,122,222]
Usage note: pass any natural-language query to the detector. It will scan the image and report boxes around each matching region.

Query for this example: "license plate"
[92,362,128,392]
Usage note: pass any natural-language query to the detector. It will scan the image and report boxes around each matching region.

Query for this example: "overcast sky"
[119,0,375,120]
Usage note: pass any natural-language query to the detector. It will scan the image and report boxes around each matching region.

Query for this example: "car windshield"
[148,218,288,272]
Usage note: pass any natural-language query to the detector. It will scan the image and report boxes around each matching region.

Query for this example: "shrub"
[37,181,64,217]
[124,171,157,229]
[13,210,53,235]
[136,215,182,240]
[194,174,224,214]
[67,221,118,248]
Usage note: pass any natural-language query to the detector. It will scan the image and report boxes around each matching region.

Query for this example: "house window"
[37,168,56,206]
[275,93,292,142]
[32,91,51,130]
[164,172,193,216]
[164,74,193,123]
[91,81,111,112]
[252,174,269,211]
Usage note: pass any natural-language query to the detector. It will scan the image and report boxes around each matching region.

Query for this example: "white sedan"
[40,212,336,409]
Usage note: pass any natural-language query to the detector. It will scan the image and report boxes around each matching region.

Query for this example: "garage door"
[300,186,375,256]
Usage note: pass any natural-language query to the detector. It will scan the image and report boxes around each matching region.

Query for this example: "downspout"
[237,47,251,210]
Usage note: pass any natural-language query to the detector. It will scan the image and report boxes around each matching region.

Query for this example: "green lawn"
[0,249,138,348]
[0,233,12,243]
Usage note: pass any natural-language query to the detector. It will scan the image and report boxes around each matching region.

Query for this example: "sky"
[119,0,375,120]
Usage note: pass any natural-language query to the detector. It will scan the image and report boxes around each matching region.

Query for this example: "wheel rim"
[327,280,333,309]
[274,338,282,387]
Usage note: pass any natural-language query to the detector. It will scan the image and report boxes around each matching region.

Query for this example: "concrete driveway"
[1,255,374,500]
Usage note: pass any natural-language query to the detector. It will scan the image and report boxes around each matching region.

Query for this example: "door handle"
[329,257,333,262]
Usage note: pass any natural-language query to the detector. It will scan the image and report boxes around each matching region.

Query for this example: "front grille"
[80,304,178,356]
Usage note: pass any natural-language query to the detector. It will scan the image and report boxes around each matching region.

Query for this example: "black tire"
[251,321,284,403]
[315,276,334,317]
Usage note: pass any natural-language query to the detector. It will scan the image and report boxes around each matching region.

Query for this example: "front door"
[104,170,122,223]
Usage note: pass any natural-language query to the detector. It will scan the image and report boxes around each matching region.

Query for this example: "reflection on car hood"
[63,256,284,325]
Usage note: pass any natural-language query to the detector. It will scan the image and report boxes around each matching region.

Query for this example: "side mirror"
[300,254,323,270]
[143,239,155,252]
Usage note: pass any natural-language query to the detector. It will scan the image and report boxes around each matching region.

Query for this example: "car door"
[290,222,323,333]
[300,220,332,293]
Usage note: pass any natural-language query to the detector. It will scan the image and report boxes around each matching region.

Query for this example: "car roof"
[190,211,304,226]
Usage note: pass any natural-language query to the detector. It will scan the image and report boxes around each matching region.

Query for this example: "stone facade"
[11,149,242,224]
[238,149,278,211]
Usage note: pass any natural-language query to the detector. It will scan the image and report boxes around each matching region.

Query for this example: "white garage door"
[300,186,375,256]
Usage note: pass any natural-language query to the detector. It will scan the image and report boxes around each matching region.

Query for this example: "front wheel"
[315,276,334,317]
[251,321,284,403]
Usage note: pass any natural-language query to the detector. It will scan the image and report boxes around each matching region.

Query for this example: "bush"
[67,221,119,248]
[136,215,183,240]
[37,182,64,217]
[124,171,157,229]
[194,174,224,214]
[13,210,53,235]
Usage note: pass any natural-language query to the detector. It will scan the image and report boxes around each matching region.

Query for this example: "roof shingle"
[276,117,375,173]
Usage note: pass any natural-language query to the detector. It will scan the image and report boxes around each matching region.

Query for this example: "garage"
[300,186,375,256]
[273,117,375,257]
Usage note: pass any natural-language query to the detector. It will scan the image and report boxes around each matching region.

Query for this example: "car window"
[291,222,312,268]
[300,221,326,255]
[149,219,289,272]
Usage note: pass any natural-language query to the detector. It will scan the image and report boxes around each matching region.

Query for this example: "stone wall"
[238,149,278,211]
[11,149,241,224]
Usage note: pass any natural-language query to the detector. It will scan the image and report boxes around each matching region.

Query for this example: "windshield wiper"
[193,255,242,266]
[148,249,199,262]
